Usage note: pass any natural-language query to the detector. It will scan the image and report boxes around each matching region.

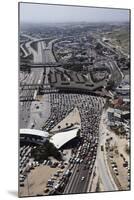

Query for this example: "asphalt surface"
[97,113,118,191]
[20,36,57,129]
[20,34,122,193]
[97,145,117,191]
[64,162,93,194]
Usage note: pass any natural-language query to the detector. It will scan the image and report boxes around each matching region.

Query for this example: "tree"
[66,123,68,127]
[77,129,81,137]
[125,144,130,155]
[31,141,62,162]
[70,123,74,127]
[106,80,115,90]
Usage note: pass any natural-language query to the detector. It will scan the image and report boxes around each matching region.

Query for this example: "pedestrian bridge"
[20,129,49,144]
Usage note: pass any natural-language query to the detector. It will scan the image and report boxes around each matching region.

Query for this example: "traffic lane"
[20,42,56,129]
[21,70,39,85]
[70,163,93,194]
[20,38,56,128]
[97,118,118,192]
[97,149,116,191]
[36,41,43,63]
[67,163,84,194]
[70,164,86,194]
[66,143,98,193]
[19,102,31,128]
[20,69,43,99]
[67,157,94,194]
[28,94,51,130]
[20,43,30,57]
[43,50,56,63]
[30,69,43,84]
[64,164,79,194]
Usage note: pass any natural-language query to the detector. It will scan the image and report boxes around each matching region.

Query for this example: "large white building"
[50,127,79,149]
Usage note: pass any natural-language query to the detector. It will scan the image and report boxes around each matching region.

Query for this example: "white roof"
[50,128,78,149]
[20,129,49,138]
[107,107,114,113]
[123,98,130,102]
[116,85,130,90]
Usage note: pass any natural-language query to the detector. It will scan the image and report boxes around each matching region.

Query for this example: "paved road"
[20,37,57,129]
[63,98,105,194]
[107,61,124,85]
[20,43,29,57]
[20,68,44,128]
[28,94,50,130]
[97,145,117,191]
[97,112,118,191]
[64,162,93,194]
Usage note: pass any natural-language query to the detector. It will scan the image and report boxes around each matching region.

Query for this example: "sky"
[19,3,129,24]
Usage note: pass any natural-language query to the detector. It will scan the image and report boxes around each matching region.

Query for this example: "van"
[81,176,85,181]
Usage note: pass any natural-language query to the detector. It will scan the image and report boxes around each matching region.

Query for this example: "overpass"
[20,62,62,68]
[20,61,91,69]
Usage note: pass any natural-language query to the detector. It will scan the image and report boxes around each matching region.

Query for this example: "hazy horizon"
[20,3,129,24]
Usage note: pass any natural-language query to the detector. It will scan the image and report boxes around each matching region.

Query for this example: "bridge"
[20,83,50,87]
[20,61,91,69]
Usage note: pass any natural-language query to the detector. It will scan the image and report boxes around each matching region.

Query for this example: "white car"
[81,176,85,181]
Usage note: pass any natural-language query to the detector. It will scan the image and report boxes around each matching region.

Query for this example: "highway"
[20,68,44,128]
[94,59,124,87]
[64,161,93,194]
[25,39,55,129]
[105,61,124,86]
[20,36,57,129]
[20,38,44,128]
[62,96,105,194]
[20,33,121,193]
[21,33,57,63]
[97,38,129,60]
[22,34,41,62]
[97,39,117,55]
[20,43,30,58]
